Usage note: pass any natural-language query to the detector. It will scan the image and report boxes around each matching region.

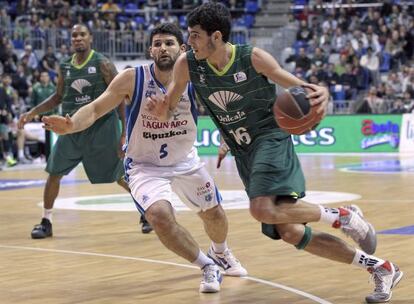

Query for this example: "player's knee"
[277,225,304,245]
[250,196,280,223]
[145,203,176,232]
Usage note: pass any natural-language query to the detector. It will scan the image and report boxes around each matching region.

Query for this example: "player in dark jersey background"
[18,24,152,238]
[146,3,403,303]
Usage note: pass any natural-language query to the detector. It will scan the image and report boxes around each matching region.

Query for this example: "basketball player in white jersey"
[42,23,247,293]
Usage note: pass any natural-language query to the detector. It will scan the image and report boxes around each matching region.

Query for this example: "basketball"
[273,86,323,135]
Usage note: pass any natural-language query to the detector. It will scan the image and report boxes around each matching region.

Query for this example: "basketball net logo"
[208,90,243,111]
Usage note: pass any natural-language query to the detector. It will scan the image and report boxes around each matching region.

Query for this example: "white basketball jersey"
[124,64,199,168]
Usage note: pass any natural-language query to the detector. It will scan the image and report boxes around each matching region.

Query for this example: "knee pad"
[295,226,312,250]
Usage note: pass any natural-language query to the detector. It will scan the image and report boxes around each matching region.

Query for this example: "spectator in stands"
[321,14,337,33]
[296,20,313,42]
[331,28,347,53]
[311,47,327,68]
[20,44,39,73]
[286,47,311,74]
[144,0,160,23]
[0,7,11,29]
[364,86,386,114]
[88,11,106,30]
[101,0,121,13]
[31,71,56,113]
[56,44,70,62]
[386,72,402,95]
[11,64,30,106]
[360,47,379,85]
[40,45,59,81]
[389,98,406,114]
[385,30,405,70]
[338,63,357,101]
[0,80,16,167]
[323,63,339,87]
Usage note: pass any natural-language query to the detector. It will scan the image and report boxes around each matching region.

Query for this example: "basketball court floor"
[0,153,412,303]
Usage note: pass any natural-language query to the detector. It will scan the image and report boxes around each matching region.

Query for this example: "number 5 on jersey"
[160,143,168,159]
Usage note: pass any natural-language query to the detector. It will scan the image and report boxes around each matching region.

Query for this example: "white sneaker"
[335,205,377,254]
[199,264,222,293]
[366,261,404,303]
[207,246,248,276]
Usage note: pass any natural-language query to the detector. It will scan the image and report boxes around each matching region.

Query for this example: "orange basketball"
[273,86,323,135]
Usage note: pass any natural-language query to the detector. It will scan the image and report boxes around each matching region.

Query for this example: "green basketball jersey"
[60,50,109,116]
[187,44,289,153]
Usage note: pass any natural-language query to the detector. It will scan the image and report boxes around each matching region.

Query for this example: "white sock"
[318,205,340,226]
[18,149,24,159]
[212,241,228,253]
[352,249,385,270]
[43,208,53,222]
[192,250,214,269]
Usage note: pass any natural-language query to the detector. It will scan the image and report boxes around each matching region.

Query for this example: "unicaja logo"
[71,79,92,94]
[208,91,243,111]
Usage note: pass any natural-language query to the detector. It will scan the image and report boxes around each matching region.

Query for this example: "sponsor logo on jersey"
[217,111,247,125]
[143,130,188,140]
[145,90,156,98]
[75,95,92,104]
[208,90,243,111]
[142,120,188,129]
[88,66,96,74]
[70,79,92,94]
[233,71,247,83]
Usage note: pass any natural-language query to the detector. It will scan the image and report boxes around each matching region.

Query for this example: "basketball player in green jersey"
[18,24,152,238]
[147,3,403,303]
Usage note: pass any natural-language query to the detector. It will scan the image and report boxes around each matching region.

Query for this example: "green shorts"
[234,133,306,240]
[46,112,124,184]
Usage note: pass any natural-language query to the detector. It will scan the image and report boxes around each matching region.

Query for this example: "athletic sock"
[318,205,340,226]
[352,249,385,270]
[42,208,53,222]
[212,241,228,253]
[193,250,215,269]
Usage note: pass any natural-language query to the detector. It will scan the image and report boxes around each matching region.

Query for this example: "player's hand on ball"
[42,114,74,135]
[303,83,329,116]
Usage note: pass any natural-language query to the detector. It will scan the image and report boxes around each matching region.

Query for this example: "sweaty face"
[150,34,182,71]
[71,25,92,53]
[187,25,216,60]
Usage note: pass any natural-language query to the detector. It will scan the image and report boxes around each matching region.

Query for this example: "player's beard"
[155,52,179,71]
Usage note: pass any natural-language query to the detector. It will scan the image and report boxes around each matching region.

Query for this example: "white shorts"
[126,163,222,214]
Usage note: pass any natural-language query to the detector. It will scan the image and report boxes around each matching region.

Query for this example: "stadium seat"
[379,52,391,73]
[245,1,259,14]
[124,3,139,15]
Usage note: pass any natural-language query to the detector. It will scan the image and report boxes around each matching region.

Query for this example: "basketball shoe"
[31,218,53,239]
[334,205,377,254]
[199,264,223,293]
[207,246,248,276]
[140,215,153,234]
[366,261,404,303]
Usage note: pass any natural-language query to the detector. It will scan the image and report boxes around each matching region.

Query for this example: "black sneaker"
[31,218,53,239]
[140,215,153,234]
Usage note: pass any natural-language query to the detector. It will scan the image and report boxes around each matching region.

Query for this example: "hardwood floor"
[0,154,412,304]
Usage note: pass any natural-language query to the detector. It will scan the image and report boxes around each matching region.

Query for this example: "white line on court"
[0,244,332,304]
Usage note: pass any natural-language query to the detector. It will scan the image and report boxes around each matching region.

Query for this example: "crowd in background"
[285,0,414,114]
[0,0,414,168]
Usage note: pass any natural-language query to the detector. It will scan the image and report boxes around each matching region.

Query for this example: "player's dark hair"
[187,2,231,43]
[150,23,184,45]
[72,23,91,34]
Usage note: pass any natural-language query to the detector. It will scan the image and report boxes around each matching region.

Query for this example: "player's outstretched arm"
[251,47,329,115]
[43,68,135,134]
[146,53,190,121]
